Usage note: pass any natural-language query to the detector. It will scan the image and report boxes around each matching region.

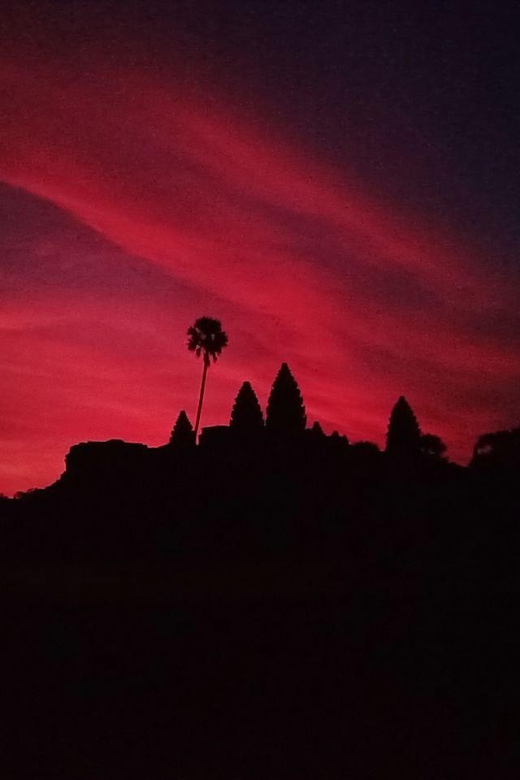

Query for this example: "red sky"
[1,8,519,495]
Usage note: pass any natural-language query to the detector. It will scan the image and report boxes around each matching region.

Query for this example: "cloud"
[0,51,518,493]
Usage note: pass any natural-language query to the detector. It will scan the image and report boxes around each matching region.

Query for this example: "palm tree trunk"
[194,354,210,438]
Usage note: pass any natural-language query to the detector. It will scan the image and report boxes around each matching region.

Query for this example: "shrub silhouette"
[386,396,421,457]
[170,411,195,449]
[230,381,264,435]
[187,317,228,436]
[419,433,447,459]
[472,427,520,472]
[266,363,307,435]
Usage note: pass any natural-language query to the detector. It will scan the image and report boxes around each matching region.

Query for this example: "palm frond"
[186,317,228,361]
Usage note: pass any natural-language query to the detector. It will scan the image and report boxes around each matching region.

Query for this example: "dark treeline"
[2,362,519,778]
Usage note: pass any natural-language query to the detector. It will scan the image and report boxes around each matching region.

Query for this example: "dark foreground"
[4,546,518,780]
[3,432,519,777]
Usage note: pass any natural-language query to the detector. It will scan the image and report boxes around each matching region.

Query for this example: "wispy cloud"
[0,52,518,493]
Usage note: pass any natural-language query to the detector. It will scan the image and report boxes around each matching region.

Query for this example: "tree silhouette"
[187,317,228,437]
[230,382,264,435]
[266,363,306,435]
[169,410,195,449]
[386,396,421,457]
[472,427,520,472]
[419,433,447,459]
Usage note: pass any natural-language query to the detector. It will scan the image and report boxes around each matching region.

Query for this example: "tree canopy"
[187,317,228,364]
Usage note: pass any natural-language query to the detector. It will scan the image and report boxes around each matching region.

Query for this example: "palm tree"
[187,317,228,437]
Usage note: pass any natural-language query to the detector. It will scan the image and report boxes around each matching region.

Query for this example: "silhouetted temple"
[5,362,517,501]
[54,363,350,486]
[2,361,518,780]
